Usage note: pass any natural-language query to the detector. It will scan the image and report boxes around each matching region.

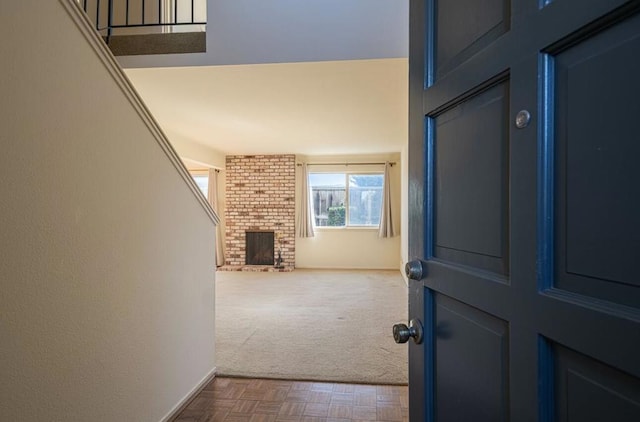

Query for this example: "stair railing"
[77,0,206,40]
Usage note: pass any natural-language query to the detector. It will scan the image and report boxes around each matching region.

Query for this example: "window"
[309,173,383,227]
[190,171,208,199]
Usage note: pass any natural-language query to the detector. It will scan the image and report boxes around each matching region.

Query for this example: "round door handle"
[393,319,424,345]
[405,260,424,281]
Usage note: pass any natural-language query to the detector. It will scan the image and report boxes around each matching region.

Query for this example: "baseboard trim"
[161,366,217,422]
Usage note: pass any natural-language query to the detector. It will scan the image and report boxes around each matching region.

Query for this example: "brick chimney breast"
[224,155,296,270]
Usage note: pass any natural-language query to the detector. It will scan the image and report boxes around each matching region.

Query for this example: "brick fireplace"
[245,231,274,265]
[222,155,295,271]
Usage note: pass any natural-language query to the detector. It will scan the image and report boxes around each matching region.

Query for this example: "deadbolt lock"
[515,110,531,129]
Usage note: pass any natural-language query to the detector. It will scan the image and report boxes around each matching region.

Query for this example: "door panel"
[435,294,509,422]
[433,81,510,276]
[552,12,640,307]
[436,0,511,78]
[552,343,640,421]
[407,1,640,421]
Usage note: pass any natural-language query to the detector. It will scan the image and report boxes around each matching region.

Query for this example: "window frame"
[308,171,384,230]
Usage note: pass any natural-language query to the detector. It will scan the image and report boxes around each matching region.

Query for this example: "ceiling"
[121,1,409,159]
[125,58,407,157]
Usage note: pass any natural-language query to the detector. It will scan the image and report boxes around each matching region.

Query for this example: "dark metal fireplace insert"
[245,231,274,265]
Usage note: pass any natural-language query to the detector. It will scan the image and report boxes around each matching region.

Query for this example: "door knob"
[405,260,424,280]
[393,319,424,344]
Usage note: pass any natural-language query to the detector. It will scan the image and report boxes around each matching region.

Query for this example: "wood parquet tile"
[174,377,408,422]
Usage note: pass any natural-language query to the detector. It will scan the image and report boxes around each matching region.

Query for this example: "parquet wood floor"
[174,377,408,422]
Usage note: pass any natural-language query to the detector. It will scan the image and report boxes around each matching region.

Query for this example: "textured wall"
[0,2,216,421]
[225,155,295,269]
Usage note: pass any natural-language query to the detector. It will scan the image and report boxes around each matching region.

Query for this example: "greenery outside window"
[308,173,383,227]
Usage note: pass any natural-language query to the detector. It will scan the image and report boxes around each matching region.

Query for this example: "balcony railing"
[77,0,206,39]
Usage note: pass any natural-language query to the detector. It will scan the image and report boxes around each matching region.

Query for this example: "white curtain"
[378,162,397,238]
[208,169,225,266]
[297,163,315,238]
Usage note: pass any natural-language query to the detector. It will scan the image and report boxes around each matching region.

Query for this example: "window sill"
[314,226,379,231]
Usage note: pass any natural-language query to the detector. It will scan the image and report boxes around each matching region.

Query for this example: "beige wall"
[172,132,227,169]
[296,229,401,270]
[1,2,216,421]
[295,154,402,270]
[180,144,227,267]
[181,151,404,271]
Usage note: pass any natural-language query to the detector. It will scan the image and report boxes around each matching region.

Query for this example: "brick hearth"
[221,154,295,271]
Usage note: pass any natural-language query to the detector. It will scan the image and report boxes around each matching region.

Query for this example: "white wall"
[295,154,402,270]
[0,2,216,421]
[118,0,408,68]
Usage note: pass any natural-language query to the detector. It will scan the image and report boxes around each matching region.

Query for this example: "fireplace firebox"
[245,231,274,265]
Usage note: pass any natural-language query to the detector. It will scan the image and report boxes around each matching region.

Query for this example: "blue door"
[405,0,640,420]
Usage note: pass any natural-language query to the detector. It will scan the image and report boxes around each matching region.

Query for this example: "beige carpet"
[215,269,408,385]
